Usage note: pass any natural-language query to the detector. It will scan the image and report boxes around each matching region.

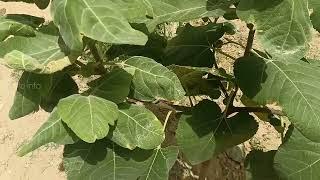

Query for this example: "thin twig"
[75,60,85,67]
[223,38,246,49]
[219,81,229,99]
[230,106,285,116]
[223,85,238,118]
[88,40,103,63]
[216,49,237,60]
[163,111,173,132]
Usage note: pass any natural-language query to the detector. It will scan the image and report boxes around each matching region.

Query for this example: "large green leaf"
[0,14,44,41]
[17,108,78,157]
[63,140,178,180]
[139,146,178,180]
[9,72,78,120]
[87,69,132,104]
[51,0,148,52]
[164,23,225,67]
[310,0,320,32]
[275,127,320,179]
[237,0,312,59]
[0,25,73,74]
[234,55,320,142]
[110,103,164,150]
[245,150,279,180]
[57,94,119,143]
[176,100,258,165]
[121,56,185,101]
[139,0,236,31]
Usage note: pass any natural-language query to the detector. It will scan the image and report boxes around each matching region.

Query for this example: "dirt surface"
[0,2,64,180]
[1,2,320,180]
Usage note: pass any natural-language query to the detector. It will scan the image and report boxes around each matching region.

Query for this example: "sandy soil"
[0,2,64,180]
[0,1,319,180]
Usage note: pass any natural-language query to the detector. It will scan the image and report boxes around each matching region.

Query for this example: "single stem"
[216,49,237,60]
[213,17,219,23]
[88,40,103,63]
[230,106,285,116]
[244,24,256,56]
[75,60,85,67]
[163,111,173,132]
[188,96,194,107]
[212,51,230,98]
[127,98,189,112]
[224,85,238,118]
[223,38,246,49]
[87,40,106,74]
[219,81,229,99]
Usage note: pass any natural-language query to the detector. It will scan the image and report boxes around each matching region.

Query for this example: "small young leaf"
[57,95,119,143]
[234,55,320,142]
[87,69,132,104]
[63,140,178,180]
[237,0,312,59]
[176,100,258,165]
[122,56,185,101]
[17,108,78,157]
[110,103,164,150]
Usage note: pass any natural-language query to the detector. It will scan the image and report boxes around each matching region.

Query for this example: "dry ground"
[0,2,320,180]
[0,2,64,180]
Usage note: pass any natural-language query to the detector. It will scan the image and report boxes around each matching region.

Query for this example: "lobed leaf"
[0,24,74,74]
[63,140,178,180]
[110,103,164,150]
[122,56,185,102]
[9,72,78,120]
[17,108,78,156]
[275,127,320,179]
[51,0,148,52]
[57,95,118,143]
[87,69,132,104]
[176,100,258,165]
[140,0,236,31]
[235,55,320,142]
[237,0,312,59]
[164,23,225,67]
[0,14,44,41]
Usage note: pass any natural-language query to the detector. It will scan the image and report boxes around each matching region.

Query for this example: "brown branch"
[244,24,256,56]
[229,106,286,116]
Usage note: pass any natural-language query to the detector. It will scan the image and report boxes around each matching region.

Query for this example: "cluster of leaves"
[1,0,320,179]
